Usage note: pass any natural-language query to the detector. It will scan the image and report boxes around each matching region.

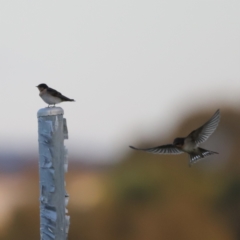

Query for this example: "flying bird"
[36,83,75,107]
[129,109,220,166]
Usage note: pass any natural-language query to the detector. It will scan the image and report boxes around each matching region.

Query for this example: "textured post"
[37,107,70,240]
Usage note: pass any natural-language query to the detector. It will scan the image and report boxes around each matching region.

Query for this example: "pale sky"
[0,1,240,163]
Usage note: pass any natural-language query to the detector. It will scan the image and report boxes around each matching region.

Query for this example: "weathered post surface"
[37,107,70,240]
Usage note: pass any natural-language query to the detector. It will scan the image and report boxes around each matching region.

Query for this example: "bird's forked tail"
[189,148,218,166]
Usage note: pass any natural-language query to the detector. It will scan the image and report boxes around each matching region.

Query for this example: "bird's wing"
[47,87,73,101]
[47,87,63,98]
[129,144,183,154]
[187,109,220,144]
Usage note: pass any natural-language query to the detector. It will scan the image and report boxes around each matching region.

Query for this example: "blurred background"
[1,1,240,239]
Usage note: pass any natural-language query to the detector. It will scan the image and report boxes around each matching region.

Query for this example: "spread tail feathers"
[189,148,218,166]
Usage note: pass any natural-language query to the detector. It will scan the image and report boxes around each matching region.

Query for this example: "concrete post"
[37,107,70,240]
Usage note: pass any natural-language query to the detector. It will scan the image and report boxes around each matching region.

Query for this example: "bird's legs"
[47,104,55,107]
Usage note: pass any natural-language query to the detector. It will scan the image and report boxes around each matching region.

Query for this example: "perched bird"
[36,83,75,107]
[129,109,220,166]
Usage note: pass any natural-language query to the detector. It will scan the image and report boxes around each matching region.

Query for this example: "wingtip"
[215,109,220,115]
[129,145,136,150]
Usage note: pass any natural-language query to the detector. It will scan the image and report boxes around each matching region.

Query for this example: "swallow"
[129,109,220,166]
[36,83,75,107]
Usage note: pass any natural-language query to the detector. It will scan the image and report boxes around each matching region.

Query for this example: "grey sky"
[0,1,240,162]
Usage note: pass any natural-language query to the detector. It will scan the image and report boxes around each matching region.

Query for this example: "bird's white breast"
[40,92,61,104]
[182,138,197,152]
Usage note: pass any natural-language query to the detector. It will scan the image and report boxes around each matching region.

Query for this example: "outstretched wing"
[129,144,183,154]
[187,109,220,144]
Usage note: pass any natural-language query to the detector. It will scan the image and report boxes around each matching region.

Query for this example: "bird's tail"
[62,96,75,102]
[189,148,218,166]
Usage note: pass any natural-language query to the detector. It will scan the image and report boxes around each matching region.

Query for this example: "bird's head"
[36,83,48,92]
[173,138,184,147]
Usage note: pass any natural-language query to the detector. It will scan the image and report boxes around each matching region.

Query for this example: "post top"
[37,107,64,117]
